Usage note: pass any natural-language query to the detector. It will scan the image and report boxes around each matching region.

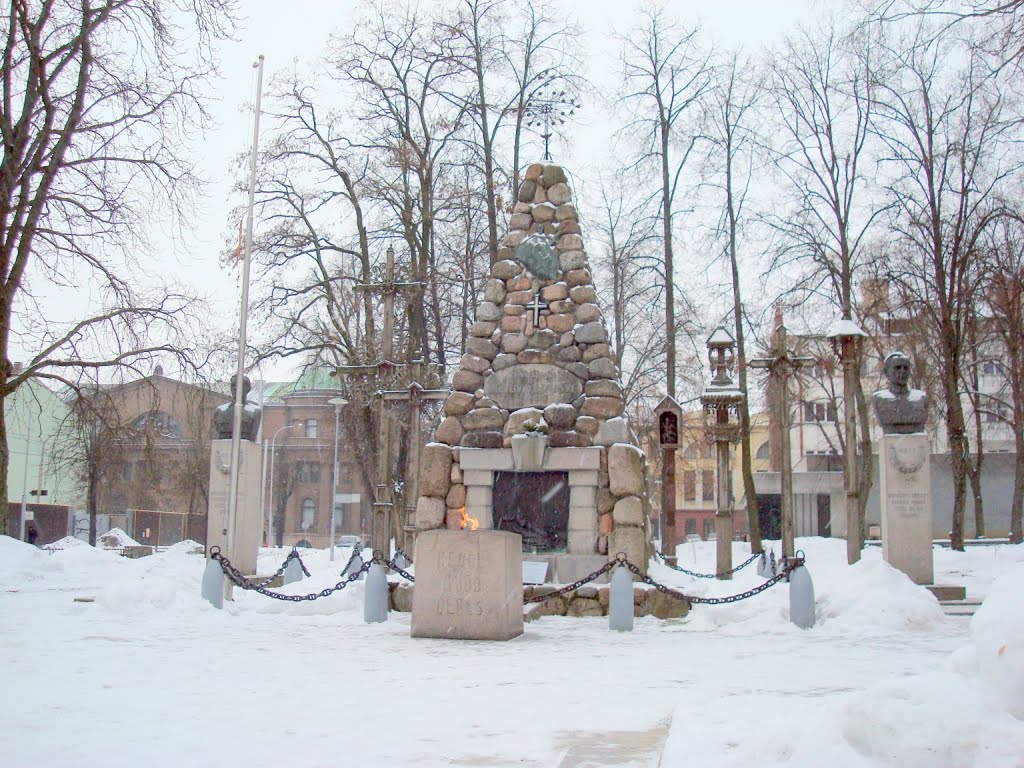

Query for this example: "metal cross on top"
[527,292,549,326]
[749,322,815,563]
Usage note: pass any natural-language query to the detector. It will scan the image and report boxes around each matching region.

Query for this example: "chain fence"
[525,552,803,606]
[210,547,803,609]
[210,546,375,602]
[653,549,765,579]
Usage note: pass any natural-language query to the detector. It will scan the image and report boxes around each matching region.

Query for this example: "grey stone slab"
[411,530,524,641]
[459,448,515,471]
[554,555,609,584]
[483,363,583,410]
[546,447,602,471]
[569,485,597,507]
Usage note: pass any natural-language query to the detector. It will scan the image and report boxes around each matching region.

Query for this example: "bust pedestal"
[878,433,934,585]
[206,439,262,578]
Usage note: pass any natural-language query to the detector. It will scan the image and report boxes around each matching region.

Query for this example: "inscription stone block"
[879,433,934,585]
[483,364,583,410]
[411,530,524,641]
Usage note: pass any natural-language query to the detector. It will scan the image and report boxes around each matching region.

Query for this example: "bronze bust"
[213,374,262,442]
[872,352,928,434]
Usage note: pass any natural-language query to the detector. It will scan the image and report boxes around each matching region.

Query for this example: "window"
[981,360,1003,376]
[703,518,715,540]
[755,442,770,460]
[806,451,842,472]
[121,463,133,482]
[300,498,316,531]
[304,419,318,438]
[682,470,696,501]
[296,462,321,483]
[684,518,697,536]
[131,410,182,438]
[701,470,714,502]
[803,401,836,422]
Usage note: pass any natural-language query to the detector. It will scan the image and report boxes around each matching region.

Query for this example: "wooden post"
[843,335,861,564]
[662,446,677,566]
[749,322,813,563]
[715,411,733,579]
[654,397,682,566]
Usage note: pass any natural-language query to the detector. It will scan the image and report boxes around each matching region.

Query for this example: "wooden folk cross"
[748,323,815,561]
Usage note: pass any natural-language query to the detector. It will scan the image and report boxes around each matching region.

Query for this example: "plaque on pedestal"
[879,433,934,585]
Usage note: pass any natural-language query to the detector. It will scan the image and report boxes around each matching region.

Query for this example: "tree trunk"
[659,115,676,398]
[1011,425,1024,543]
[0,395,10,537]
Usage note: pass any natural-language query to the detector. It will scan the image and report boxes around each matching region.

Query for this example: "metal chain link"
[338,546,363,577]
[225,547,310,588]
[653,549,765,579]
[210,547,378,602]
[522,559,619,604]
[621,553,803,605]
[386,557,416,583]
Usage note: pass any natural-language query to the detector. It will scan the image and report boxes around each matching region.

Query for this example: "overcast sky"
[177,0,843,382]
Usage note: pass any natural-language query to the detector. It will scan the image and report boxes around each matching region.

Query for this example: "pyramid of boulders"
[413,162,650,568]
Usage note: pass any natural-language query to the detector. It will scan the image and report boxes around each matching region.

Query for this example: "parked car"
[336,535,363,548]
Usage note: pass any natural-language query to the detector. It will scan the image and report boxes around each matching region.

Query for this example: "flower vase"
[511,433,548,471]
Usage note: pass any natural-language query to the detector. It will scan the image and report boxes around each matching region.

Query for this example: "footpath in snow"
[1,536,1021,767]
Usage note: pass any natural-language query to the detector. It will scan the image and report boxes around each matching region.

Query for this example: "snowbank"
[98,527,140,548]
[970,564,1024,720]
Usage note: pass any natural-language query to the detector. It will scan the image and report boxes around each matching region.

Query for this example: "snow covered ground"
[1,536,1021,768]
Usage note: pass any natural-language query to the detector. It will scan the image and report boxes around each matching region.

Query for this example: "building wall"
[5,378,85,511]
[261,390,368,549]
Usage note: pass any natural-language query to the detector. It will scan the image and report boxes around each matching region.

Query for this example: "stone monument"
[412,162,652,582]
[207,375,263,577]
[873,352,933,585]
[411,529,523,640]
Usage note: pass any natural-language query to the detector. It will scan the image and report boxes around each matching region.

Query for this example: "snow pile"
[815,555,944,631]
[970,563,1024,720]
[45,535,90,549]
[162,539,205,554]
[98,527,141,548]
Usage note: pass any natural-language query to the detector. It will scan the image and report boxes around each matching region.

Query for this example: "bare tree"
[981,216,1024,542]
[616,7,711,398]
[871,19,1022,549]
[767,19,887,554]
[589,175,664,414]
[700,49,766,552]
[0,0,235,535]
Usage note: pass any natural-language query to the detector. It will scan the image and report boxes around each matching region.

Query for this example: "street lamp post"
[827,318,867,565]
[328,396,349,561]
[265,423,300,549]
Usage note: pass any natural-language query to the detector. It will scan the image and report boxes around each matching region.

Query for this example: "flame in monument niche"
[459,507,479,531]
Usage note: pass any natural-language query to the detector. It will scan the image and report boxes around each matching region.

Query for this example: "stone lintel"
[459,446,601,472]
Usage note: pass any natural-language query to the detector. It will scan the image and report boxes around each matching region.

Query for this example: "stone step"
[940,598,983,617]
[926,584,966,601]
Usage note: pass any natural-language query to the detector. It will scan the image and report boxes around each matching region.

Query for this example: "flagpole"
[226,54,265,572]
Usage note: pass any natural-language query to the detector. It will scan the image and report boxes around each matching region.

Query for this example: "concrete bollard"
[364,563,389,623]
[201,558,225,609]
[789,563,815,629]
[283,555,303,585]
[345,550,365,580]
[608,566,634,632]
